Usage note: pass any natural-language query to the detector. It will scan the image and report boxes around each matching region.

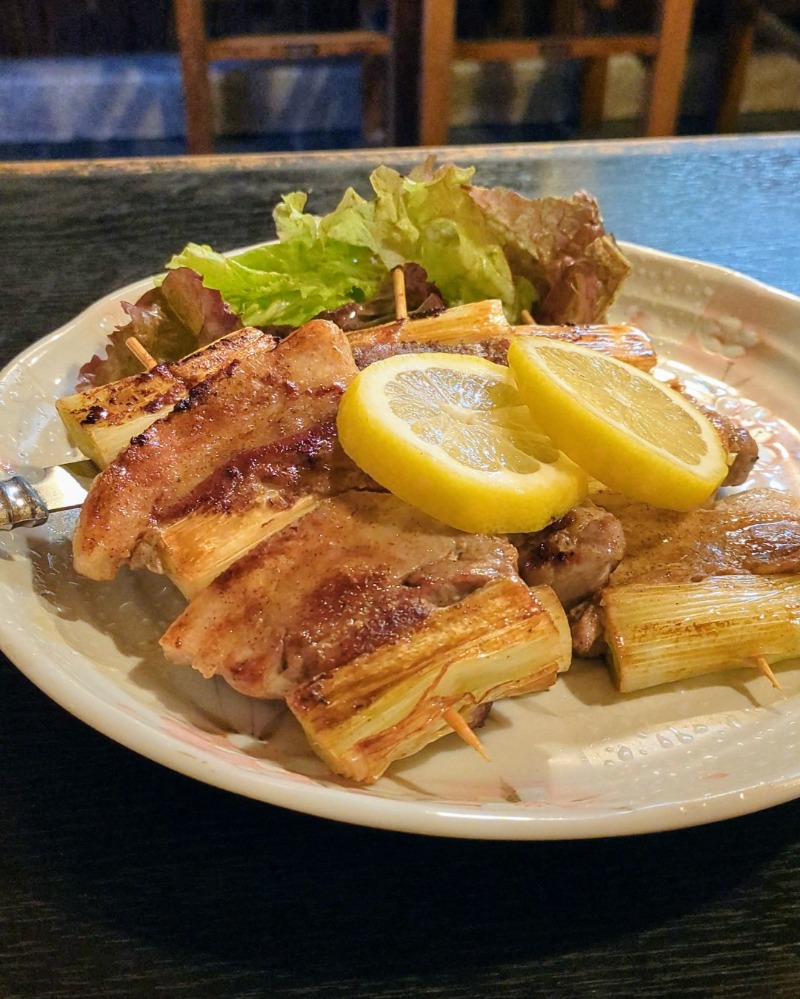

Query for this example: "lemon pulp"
[337,353,588,534]
[507,336,729,510]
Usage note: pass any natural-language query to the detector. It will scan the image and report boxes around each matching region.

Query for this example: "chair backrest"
[173,0,395,153]
[418,0,697,144]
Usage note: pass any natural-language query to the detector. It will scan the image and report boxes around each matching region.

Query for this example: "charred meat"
[511,502,626,609]
[73,319,358,580]
[570,487,800,656]
[160,491,520,699]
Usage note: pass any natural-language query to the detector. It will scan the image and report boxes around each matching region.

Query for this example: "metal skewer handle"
[0,475,48,530]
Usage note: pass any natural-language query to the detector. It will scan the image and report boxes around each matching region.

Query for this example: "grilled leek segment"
[286,578,570,783]
[56,327,270,467]
[516,324,656,371]
[347,298,656,371]
[603,574,800,692]
[59,303,655,474]
[346,299,509,348]
[132,493,320,599]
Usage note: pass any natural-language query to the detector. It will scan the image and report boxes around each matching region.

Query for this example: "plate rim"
[3,241,800,840]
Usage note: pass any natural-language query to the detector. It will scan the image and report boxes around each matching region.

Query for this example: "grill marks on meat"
[160,492,520,699]
[73,320,358,580]
[512,503,626,609]
[127,419,379,592]
[156,420,373,522]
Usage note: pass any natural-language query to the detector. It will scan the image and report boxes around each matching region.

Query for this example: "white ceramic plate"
[3,242,800,840]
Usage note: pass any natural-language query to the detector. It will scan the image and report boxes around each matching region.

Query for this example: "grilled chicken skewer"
[73,319,358,579]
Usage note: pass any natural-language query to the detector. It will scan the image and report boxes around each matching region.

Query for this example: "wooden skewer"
[520,308,535,324]
[126,336,158,371]
[752,655,781,690]
[392,266,408,321]
[443,707,491,762]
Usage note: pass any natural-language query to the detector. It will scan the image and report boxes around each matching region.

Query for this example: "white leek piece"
[57,327,269,468]
[287,579,570,783]
[603,574,800,692]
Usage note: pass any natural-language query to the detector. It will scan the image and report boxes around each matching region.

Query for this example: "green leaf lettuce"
[165,160,628,330]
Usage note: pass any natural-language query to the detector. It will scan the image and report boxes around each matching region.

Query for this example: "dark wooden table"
[2,135,800,998]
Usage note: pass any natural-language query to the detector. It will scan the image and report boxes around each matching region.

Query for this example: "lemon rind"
[337,353,588,534]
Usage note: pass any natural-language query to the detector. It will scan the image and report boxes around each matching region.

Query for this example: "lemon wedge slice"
[507,336,729,511]
[336,353,588,534]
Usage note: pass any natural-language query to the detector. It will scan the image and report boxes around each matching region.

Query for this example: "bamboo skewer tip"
[520,308,535,324]
[443,707,491,762]
[126,336,158,372]
[392,266,408,321]
[752,655,782,690]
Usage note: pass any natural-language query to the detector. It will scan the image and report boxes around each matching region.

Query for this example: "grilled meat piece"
[155,419,371,524]
[129,419,377,597]
[160,491,520,699]
[351,321,656,372]
[670,380,759,487]
[569,600,607,658]
[570,487,800,655]
[353,338,511,369]
[73,319,358,580]
[701,407,759,487]
[602,487,800,585]
[512,503,626,609]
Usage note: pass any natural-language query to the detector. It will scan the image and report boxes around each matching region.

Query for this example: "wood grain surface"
[2,136,800,998]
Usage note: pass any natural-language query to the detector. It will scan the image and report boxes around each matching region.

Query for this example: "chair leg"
[580,57,609,135]
[386,0,423,146]
[717,0,758,133]
[361,52,388,146]
[646,0,697,136]
[418,0,457,146]
[174,0,214,154]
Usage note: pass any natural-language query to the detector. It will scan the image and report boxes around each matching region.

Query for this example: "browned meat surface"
[599,487,800,585]
[128,419,378,589]
[352,339,511,369]
[670,381,759,487]
[160,492,519,699]
[73,320,358,580]
[569,487,800,656]
[701,407,759,486]
[511,503,625,609]
[569,600,607,658]
[155,419,373,523]
[352,324,655,372]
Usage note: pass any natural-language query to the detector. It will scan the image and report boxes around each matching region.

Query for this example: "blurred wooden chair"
[717,0,800,131]
[174,0,404,153]
[419,0,697,144]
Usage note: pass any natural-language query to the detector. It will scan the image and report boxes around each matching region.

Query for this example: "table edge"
[2,132,799,177]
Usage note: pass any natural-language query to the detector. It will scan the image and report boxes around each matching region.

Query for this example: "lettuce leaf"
[467,186,630,324]
[168,193,386,328]
[76,268,241,389]
[166,163,540,327]
[273,162,535,320]
[79,162,630,388]
[166,162,627,330]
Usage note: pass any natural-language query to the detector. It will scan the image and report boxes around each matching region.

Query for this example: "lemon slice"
[336,353,588,534]
[507,336,729,510]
